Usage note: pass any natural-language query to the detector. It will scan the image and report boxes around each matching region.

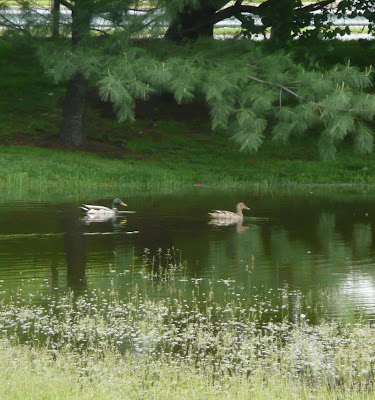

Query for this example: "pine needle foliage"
[38,37,375,159]
[3,0,374,158]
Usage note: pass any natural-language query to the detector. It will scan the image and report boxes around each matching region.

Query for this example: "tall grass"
[2,145,375,194]
[1,292,375,399]
[2,340,374,400]
[0,145,186,190]
[1,250,375,399]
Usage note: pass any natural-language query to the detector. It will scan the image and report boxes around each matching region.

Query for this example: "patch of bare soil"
[6,133,130,159]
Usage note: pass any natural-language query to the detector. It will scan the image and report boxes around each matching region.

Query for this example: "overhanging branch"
[214,0,339,26]
[301,0,337,12]
[59,0,73,10]
[213,4,258,24]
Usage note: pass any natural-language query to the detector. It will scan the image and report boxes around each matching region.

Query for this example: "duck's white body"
[81,205,119,218]
[80,198,127,219]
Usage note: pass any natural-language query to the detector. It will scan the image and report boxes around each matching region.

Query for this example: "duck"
[209,202,250,222]
[80,198,127,218]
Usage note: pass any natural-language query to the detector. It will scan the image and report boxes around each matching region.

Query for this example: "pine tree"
[0,0,164,145]
[39,37,375,159]
[1,1,375,158]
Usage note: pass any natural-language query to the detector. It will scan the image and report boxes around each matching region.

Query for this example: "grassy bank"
[2,144,375,191]
[2,41,375,189]
[1,259,375,400]
[2,341,374,400]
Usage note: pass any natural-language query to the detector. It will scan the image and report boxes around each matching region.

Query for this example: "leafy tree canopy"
[38,35,375,159]
[1,0,375,158]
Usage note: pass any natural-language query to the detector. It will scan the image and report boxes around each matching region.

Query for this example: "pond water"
[1,186,375,322]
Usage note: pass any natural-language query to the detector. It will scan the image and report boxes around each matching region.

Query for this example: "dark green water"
[1,186,375,321]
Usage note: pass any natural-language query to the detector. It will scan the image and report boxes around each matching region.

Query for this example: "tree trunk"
[165,4,217,42]
[60,71,88,146]
[51,0,60,39]
[266,0,301,45]
[59,2,91,146]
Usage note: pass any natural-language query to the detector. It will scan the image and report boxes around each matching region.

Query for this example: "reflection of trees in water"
[204,207,375,290]
[49,250,59,293]
[352,224,372,257]
[336,272,375,317]
[55,198,375,309]
[61,209,87,293]
[108,195,375,281]
[4,195,375,300]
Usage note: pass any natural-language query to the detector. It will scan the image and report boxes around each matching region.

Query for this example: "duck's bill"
[120,202,127,207]
[245,207,250,210]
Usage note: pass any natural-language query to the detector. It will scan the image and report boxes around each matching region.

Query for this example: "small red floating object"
[195,184,202,187]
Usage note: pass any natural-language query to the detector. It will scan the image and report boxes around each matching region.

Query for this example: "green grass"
[0,41,64,139]
[0,145,187,188]
[2,144,375,193]
[2,342,374,400]
[2,41,375,191]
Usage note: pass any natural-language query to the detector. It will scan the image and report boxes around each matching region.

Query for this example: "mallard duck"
[209,202,250,222]
[80,198,127,218]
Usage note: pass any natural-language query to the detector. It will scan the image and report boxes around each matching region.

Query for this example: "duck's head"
[236,202,250,211]
[112,198,127,208]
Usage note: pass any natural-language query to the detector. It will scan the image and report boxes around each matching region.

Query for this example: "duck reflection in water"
[81,215,139,235]
[81,214,128,228]
[209,202,250,233]
[209,218,249,233]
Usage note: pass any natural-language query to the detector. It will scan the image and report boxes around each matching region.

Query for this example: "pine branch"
[247,73,375,114]
[0,13,30,34]
[247,74,302,100]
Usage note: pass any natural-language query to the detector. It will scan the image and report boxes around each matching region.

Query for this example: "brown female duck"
[209,202,250,222]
